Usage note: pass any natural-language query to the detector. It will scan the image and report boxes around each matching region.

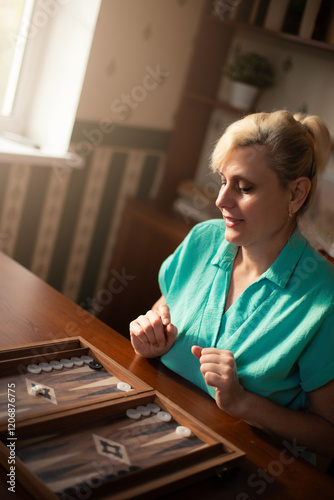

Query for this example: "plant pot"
[229,81,261,111]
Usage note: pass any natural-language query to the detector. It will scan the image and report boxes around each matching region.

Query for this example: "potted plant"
[225,49,275,111]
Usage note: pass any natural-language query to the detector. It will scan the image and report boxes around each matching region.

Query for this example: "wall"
[197,28,334,183]
[0,0,205,306]
[195,27,334,256]
[77,0,205,130]
[217,29,334,133]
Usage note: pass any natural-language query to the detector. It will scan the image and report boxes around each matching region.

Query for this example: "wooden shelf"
[186,92,334,150]
[213,18,334,53]
[156,1,334,207]
[99,1,334,337]
[186,92,251,115]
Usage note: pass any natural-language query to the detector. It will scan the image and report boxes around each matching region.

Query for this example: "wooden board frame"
[0,392,244,499]
[0,337,245,499]
[0,337,152,429]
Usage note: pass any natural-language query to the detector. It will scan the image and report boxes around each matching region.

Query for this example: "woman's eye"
[239,185,252,193]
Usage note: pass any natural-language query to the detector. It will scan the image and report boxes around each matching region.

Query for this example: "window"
[0,0,34,117]
[0,0,102,165]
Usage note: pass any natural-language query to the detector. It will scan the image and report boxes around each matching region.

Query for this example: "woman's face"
[215,145,292,250]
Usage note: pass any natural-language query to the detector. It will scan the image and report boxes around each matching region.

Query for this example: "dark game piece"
[89,360,103,370]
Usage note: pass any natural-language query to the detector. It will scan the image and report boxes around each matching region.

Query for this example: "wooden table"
[0,252,333,499]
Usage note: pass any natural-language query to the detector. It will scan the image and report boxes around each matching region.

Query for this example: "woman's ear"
[289,177,312,215]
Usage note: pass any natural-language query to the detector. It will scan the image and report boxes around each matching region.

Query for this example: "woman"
[129,110,334,459]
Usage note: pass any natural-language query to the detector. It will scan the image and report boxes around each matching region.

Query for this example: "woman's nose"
[216,184,234,209]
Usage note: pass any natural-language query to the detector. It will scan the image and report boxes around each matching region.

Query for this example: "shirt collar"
[211,237,238,270]
[211,226,307,288]
[263,227,307,287]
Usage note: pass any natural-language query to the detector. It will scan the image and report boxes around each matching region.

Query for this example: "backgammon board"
[0,337,245,499]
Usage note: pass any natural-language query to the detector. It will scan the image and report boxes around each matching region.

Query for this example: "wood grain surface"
[0,252,333,499]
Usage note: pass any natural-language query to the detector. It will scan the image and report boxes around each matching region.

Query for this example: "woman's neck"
[237,224,296,277]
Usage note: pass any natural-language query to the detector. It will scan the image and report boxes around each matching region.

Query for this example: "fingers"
[129,302,177,358]
[165,322,178,344]
[200,348,235,366]
[130,310,166,346]
[193,347,236,386]
[192,347,234,364]
[158,303,171,326]
[191,345,203,359]
[130,330,147,356]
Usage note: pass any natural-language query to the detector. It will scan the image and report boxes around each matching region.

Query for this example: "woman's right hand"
[129,300,177,358]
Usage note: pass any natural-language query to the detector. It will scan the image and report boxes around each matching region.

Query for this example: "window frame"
[0,0,102,165]
[0,0,35,120]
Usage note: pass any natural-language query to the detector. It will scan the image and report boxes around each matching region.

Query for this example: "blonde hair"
[211,110,331,215]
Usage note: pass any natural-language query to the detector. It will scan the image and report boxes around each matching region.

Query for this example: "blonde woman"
[130,110,334,460]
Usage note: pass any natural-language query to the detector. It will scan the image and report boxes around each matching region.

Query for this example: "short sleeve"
[158,251,180,298]
[299,310,334,392]
[158,220,225,299]
[158,225,196,298]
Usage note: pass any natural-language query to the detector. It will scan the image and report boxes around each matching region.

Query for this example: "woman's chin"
[224,226,245,245]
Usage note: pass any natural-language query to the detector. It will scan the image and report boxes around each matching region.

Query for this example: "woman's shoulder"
[188,218,226,239]
[303,241,334,297]
[177,218,226,260]
[304,241,334,273]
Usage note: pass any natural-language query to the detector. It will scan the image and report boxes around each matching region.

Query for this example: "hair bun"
[293,113,331,175]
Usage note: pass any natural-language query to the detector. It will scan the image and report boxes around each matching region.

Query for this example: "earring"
[288,207,293,221]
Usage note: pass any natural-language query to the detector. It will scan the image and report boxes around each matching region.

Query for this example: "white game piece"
[39,362,52,372]
[156,411,172,422]
[136,405,151,417]
[71,356,84,366]
[81,355,94,364]
[176,426,192,437]
[117,382,132,392]
[60,358,74,368]
[146,403,160,414]
[31,384,44,396]
[126,408,141,420]
[27,364,41,374]
[49,360,63,370]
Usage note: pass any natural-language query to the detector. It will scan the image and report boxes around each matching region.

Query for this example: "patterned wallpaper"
[0,0,203,314]
[0,122,170,308]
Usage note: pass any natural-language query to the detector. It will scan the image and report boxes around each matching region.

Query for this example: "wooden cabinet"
[99,0,334,335]
[155,0,334,208]
[98,199,191,337]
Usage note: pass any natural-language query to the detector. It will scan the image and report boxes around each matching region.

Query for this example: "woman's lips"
[224,216,244,228]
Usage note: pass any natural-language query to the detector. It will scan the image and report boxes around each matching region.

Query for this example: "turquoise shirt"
[159,219,334,411]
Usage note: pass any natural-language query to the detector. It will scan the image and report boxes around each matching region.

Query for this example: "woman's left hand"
[191,345,246,417]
